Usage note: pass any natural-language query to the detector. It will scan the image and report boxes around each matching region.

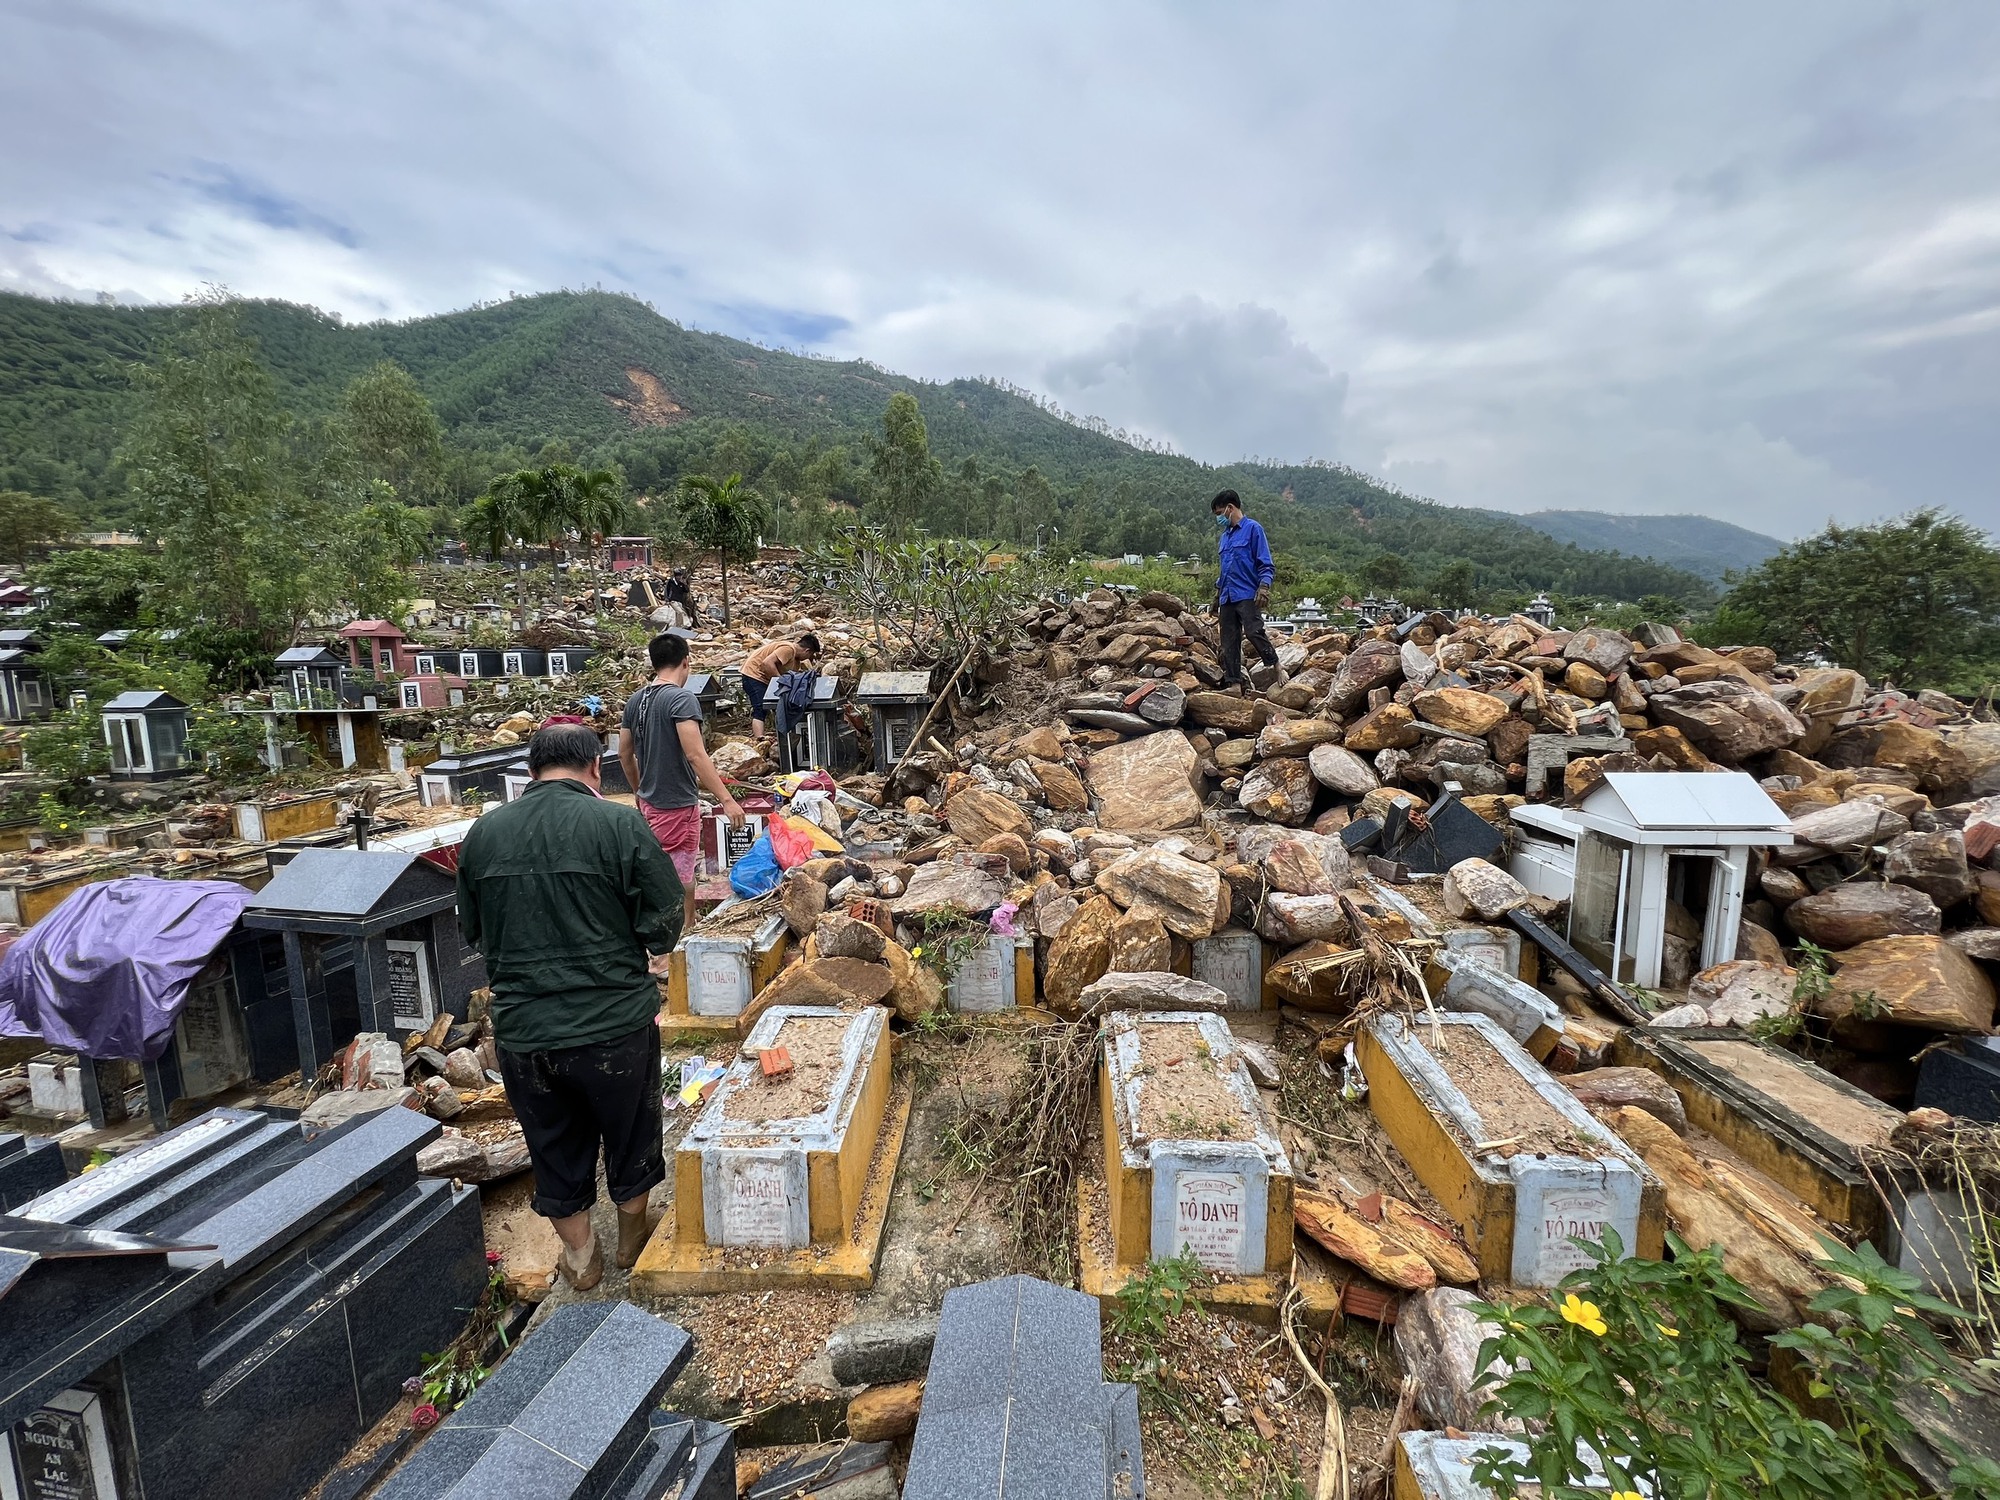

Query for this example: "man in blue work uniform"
[1212,489,1281,692]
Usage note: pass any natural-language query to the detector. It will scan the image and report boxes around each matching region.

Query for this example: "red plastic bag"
[767,815,818,870]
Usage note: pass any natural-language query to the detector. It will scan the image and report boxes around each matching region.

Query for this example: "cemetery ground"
[7,547,2000,1498]
[464,1016,1404,1499]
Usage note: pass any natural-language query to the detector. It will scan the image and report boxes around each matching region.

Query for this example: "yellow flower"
[1656,1323,1679,1338]
[1558,1293,1608,1336]
[911,945,925,958]
[1611,1492,1644,1500]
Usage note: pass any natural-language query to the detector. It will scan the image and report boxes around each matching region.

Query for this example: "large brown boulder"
[1344,702,1422,752]
[1044,894,1120,1012]
[1563,627,1635,676]
[1086,731,1203,831]
[889,858,1012,919]
[1564,1067,1687,1134]
[1239,757,1316,824]
[1819,721,1965,792]
[944,786,1033,845]
[1094,847,1229,939]
[1411,687,1511,737]
[1028,759,1089,811]
[1257,892,1350,944]
[815,911,887,961]
[1786,882,1940,949]
[1608,1106,1824,1331]
[1078,971,1233,1016]
[1256,716,1342,758]
[1883,830,1976,907]
[1325,638,1405,711]
[778,868,828,937]
[1308,743,1379,796]
[1007,725,1066,762]
[1631,725,1714,771]
[1785,800,1911,854]
[880,942,945,1023]
[1441,858,1530,921]
[1822,934,1997,1033]
[1265,834,1350,896]
[1106,910,1173,972]
[1563,662,1609,700]
[1488,717,1535,767]
[1647,680,1806,761]
[1948,722,2000,797]
[1185,691,1260,734]
[1782,668,1867,755]
[1689,960,1795,1028]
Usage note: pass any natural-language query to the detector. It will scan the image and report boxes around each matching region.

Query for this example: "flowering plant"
[1469,1230,1997,1500]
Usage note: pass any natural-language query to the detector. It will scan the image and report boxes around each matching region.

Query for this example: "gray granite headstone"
[904,1274,1144,1500]
[374,1301,734,1500]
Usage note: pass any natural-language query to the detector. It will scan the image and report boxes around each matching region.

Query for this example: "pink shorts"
[639,799,702,884]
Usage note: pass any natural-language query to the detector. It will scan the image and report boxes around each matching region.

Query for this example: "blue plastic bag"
[729,830,783,898]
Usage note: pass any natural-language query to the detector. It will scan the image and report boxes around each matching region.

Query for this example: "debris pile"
[301,1005,531,1182]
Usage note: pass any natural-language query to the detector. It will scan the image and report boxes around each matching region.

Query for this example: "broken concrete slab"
[1078,970,1234,1016]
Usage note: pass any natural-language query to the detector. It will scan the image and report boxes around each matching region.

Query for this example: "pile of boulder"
[752,587,2000,1103]
[299,1005,531,1181]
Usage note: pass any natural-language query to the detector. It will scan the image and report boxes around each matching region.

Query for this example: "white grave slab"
[1102,1011,1291,1276]
[946,934,1028,1014]
[685,1005,888,1249]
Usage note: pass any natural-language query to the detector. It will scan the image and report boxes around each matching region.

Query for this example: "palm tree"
[570,467,626,566]
[677,473,767,626]
[463,485,519,562]
[512,466,572,580]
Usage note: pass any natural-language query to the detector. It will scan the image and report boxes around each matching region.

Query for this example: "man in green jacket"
[457,722,684,1289]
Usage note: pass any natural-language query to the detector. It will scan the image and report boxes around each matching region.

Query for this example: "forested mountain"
[1512,510,1783,583]
[0,287,1719,603]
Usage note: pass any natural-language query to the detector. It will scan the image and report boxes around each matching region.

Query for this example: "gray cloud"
[1,0,1997,539]
[1045,300,1349,464]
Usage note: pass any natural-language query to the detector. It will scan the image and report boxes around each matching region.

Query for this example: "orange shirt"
[741,640,802,682]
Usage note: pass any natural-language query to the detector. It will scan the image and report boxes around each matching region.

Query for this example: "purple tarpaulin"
[0,878,253,1061]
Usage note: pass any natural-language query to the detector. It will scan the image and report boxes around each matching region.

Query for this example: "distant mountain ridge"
[1510,509,1783,583]
[0,287,1729,602]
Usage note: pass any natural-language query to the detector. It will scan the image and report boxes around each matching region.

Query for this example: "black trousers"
[1219,597,1278,684]
[500,1021,665,1218]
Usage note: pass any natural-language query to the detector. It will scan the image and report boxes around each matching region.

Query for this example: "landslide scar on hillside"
[607,366,687,427]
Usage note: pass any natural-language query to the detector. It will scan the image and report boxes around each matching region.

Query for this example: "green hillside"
[0,287,1718,604]
[1512,510,1784,583]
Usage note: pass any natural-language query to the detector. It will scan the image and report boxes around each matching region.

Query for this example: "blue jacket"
[1217,517,1275,604]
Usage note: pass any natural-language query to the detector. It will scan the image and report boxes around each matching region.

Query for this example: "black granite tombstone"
[0,1134,64,1212]
[374,1302,734,1500]
[776,676,854,775]
[854,671,933,774]
[1379,787,1504,875]
[240,848,486,1077]
[1915,1036,2000,1123]
[597,742,633,795]
[1,1104,484,1500]
[418,745,529,808]
[903,1274,1144,1500]
[136,929,298,1133]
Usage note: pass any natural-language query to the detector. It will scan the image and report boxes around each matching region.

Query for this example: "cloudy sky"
[4,2,1997,539]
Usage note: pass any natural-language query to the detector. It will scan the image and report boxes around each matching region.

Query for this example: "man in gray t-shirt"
[617,633,744,925]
